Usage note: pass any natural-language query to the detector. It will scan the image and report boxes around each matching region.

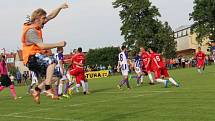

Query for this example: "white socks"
[168,78,178,85]
[81,80,86,92]
[140,76,144,83]
[85,82,89,92]
[148,73,154,83]
[197,69,202,73]
[58,83,63,95]
[156,79,166,83]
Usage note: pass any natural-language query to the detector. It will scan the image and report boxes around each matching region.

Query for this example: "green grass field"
[0,65,215,121]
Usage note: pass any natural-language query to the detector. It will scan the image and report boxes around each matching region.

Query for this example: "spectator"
[23,72,28,85]
[16,71,22,85]
[99,64,103,70]
[108,64,113,75]
[181,57,186,68]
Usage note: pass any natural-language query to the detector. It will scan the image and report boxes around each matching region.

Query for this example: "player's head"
[133,50,138,56]
[31,8,47,28]
[121,45,127,51]
[198,47,201,51]
[57,47,64,53]
[77,47,82,53]
[140,47,146,52]
[73,49,77,54]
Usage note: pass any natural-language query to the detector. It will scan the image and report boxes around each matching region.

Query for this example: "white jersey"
[118,51,129,75]
[133,55,142,73]
[31,71,38,84]
[54,52,64,72]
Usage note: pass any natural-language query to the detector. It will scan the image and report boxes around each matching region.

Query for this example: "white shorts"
[121,70,129,76]
[135,67,142,74]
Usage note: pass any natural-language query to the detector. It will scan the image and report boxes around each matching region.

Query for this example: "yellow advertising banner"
[85,70,109,79]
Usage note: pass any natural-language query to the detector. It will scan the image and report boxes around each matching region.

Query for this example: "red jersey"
[141,52,150,67]
[71,53,85,68]
[150,52,164,70]
[195,51,205,62]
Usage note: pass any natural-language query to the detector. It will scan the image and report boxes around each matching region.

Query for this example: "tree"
[190,0,215,43]
[86,47,120,66]
[161,22,177,59]
[113,0,176,58]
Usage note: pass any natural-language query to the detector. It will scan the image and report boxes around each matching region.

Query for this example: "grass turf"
[0,65,215,121]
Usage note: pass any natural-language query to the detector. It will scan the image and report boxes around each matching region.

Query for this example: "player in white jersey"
[117,46,131,89]
[28,71,39,94]
[132,51,144,86]
[54,47,68,97]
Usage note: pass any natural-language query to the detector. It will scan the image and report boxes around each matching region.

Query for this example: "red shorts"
[197,60,205,68]
[69,68,85,84]
[154,67,169,79]
[145,65,152,73]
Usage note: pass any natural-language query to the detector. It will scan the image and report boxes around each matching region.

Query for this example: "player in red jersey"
[140,47,154,85]
[149,48,179,88]
[69,47,89,94]
[195,47,206,74]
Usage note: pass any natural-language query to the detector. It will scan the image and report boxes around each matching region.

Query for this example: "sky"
[0,0,194,53]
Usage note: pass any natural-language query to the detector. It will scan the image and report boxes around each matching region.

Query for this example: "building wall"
[174,26,209,56]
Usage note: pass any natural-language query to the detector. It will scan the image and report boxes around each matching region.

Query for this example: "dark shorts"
[26,54,60,78]
[0,75,12,87]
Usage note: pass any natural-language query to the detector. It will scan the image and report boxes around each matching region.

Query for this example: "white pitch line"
[66,90,173,108]
[94,90,173,94]
[0,115,82,121]
[2,90,173,121]
[6,108,51,116]
[67,94,147,107]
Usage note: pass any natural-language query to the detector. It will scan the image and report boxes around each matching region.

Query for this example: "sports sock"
[55,84,58,96]
[58,83,63,96]
[85,82,89,92]
[125,79,130,88]
[0,85,5,91]
[137,76,140,85]
[168,77,178,85]
[81,80,86,92]
[148,73,154,83]
[119,80,126,87]
[156,79,166,83]
[197,69,202,73]
[9,84,17,97]
[63,82,69,95]
[140,75,144,83]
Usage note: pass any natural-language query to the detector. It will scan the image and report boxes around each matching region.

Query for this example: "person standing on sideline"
[21,3,68,104]
[16,71,22,85]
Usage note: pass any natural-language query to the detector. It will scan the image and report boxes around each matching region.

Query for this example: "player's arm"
[117,61,121,72]
[153,58,160,68]
[36,41,66,50]
[145,58,150,68]
[45,3,69,23]
[26,28,66,49]
[73,61,84,67]
[127,59,133,69]
[58,60,64,75]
